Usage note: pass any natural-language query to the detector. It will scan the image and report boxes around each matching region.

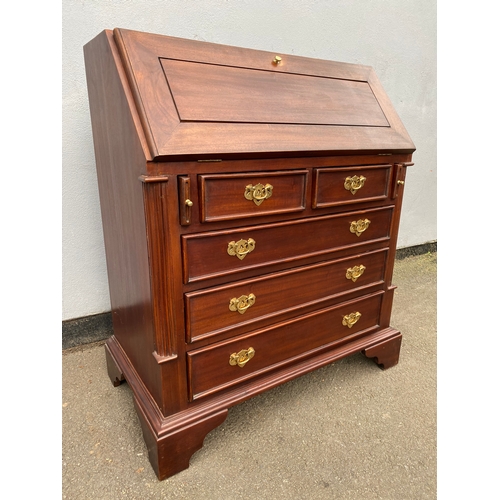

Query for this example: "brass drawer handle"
[346,264,366,282]
[273,56,282,65]
[244,183,273,206]
[344,175,366,195]
[350,218,371,237]
[229,293,256,314]
[342,311,361,328]
[227,238,256,260]
[229,347,255,368]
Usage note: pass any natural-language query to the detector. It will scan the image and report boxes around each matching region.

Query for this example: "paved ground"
[62,252,437,499]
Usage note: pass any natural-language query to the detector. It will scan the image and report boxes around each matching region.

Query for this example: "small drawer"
[312,164,391,208]
[198,170,307,222]
[187,291,384,400]
[185,248,388,343]
[181,206,393,284]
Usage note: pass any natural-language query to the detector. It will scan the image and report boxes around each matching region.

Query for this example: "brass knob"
[397,180,405,185]
[273,55,282,65]
[185,199,194,207]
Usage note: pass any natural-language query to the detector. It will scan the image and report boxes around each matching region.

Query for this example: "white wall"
[62,0,437,321]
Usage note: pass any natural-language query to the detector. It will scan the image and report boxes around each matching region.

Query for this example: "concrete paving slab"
[63,252,436,499]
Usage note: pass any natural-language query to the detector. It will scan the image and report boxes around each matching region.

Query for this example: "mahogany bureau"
[83,28,415,480]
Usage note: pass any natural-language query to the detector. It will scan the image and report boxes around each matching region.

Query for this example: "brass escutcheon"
[229,347,255,368]
[227,238,256,260]
[346,264,366,282]
[342,311,361,328]
[350,218,371,237]
[229,293,256,314]
[344,175,366,195]
[244,183,273,206]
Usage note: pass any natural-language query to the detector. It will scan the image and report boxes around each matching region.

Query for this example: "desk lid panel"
[160,59,388,127]
[113,28,415,160]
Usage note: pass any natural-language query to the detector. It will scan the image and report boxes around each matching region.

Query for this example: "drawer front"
[198,170,307,222]
[182,206,393,283]
[312,164,391,208]
[187,291,384,400]
[185,248,388,343]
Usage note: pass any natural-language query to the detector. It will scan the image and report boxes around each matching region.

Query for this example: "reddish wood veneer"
[84,28,415,480]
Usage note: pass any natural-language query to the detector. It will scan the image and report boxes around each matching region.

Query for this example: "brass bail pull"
[344,175,366,195]
[349,218,371,237]
[342,311,362,328]
[346,264,366,283]
[227,238,256,260]
[244,183,273,206]
[229,347,255,368]
[229,294,256,314]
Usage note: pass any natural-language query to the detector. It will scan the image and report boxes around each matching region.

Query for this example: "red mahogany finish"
[84,28,415,480]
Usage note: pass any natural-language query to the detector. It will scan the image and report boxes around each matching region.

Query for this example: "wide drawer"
[198,170,307,222]
[185,248,388,343]
[312,164,391,208]
[182,206,393,283]
[187,291,384,400]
